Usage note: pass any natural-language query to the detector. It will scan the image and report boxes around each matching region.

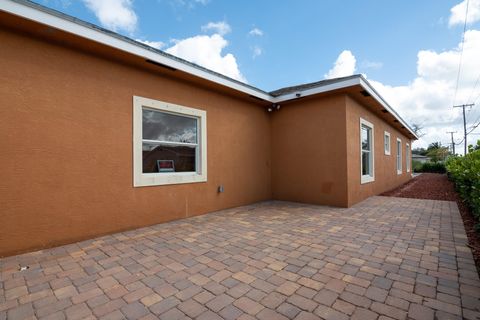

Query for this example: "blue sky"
[37,0,480,151]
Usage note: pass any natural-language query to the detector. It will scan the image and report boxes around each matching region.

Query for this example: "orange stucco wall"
[271,95,349,207]
[0,17,413,257]
[345,96,412,206]
[0,25,272,257]
[270,94,412,208]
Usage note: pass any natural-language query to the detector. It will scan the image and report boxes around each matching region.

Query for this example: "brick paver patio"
[1,196,479,320]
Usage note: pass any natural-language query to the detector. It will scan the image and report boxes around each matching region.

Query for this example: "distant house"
[0,0,417,256]
[412,154,431,163]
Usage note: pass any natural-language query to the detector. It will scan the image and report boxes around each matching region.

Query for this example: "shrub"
[412,160,423,172]
[416,161,446,173]
[446,147,480,230]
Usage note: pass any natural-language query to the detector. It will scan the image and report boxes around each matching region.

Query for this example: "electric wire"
[467,73,480,104]
[452,0,470,106]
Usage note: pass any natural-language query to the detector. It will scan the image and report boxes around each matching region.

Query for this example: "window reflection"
[143,144,196,173]
[142,108,198,174]
[143,108,197,143]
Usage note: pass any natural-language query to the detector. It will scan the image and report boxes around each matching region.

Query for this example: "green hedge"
[446,148,480,230]
[413,161,446,173]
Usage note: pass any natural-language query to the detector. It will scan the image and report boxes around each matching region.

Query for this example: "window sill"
[397,170,402,175]
[361,175,375,184]
[134,172,207,187]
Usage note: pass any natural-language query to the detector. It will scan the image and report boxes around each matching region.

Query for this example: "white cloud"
[136,39,165,49]
[194,0,210,4]
[252,46,262,58]
[369,29,480,151]
[324,50,356,79]
[166,34,246,82]
[201,21,231,36]
[82,0,137,33]
[249,28,264,36]
[361,60,383,70]
[449,0,480,26]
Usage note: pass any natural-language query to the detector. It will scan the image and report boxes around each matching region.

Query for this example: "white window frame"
[360,118,375,184]
[396,138,402,175]
[406,142,410,172]
[133,96,207,187]
[384,131,391,155]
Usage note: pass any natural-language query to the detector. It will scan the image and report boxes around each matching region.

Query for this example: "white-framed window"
[384,131,391,155]
[360,118,374,184]
[396,138,402,174]
[406,143,410,172]
[133,96,207,187]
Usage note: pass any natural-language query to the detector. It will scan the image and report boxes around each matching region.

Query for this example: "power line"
[455,113,480,148]
[467,73,480,104]
[452,0,470,106]
[474,89,480,105]
[467,118,480,135]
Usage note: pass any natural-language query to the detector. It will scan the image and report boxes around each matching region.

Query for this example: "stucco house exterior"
[0,0,417,257]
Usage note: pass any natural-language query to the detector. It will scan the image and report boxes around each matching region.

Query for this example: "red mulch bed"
[382,173,480,273]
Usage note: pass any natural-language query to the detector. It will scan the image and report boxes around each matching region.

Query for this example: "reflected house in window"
[142,145,194,172]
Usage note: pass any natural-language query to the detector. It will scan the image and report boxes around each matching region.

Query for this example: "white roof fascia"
[358,77,418,139]
[0,0,272,101]
[271,77,361,103]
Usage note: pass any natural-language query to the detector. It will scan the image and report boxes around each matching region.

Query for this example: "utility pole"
[453,104,474,154]
[447,131,457,155]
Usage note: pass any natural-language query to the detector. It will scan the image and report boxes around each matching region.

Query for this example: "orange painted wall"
[345,96,412,206]
[0,16,414,257]
[0,26,272,257]
[271,95,349,207]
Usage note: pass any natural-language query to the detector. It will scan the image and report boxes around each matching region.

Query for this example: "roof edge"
[358,76,418,139]
[1,0,418,139]
[1,0,272,101]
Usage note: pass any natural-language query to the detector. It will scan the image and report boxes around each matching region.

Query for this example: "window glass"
[362,151,370,175]
[142,108,198,174]
[384,132,390,154]
[397,140,402,173]
[360,121,373,182]
[361,126,370,150]
[142,109,197,143]
[406,144,410,172]
[142,144,196,173]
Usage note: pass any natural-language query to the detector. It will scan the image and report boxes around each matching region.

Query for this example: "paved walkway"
[1,196,479,320]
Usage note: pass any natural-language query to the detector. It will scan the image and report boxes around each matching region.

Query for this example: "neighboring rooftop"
[412,154,430,158]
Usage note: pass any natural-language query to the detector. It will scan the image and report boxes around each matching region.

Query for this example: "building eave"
[0,0,418,140]
[0,0,272,101]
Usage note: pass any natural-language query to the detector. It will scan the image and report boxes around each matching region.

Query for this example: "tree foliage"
[425,142,450,162]
[446,143,480,232]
